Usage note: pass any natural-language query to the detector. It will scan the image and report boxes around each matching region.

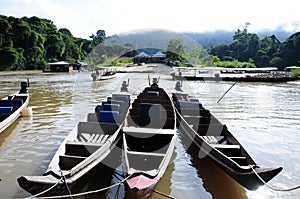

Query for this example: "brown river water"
[0,65,299,199]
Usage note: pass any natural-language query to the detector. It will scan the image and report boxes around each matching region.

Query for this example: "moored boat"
[122,79,176,199]
[18,92,130,196]
[172,92,283,190]
[0,80,30,134]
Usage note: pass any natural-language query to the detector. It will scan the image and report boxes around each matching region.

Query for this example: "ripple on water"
[0,70,299,199]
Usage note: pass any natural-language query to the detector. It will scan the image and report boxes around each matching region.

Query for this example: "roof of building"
[136,52,150,57]
[48,61,73,65]
[152,51,166,58]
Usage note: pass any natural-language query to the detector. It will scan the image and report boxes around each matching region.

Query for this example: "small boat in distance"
[0,80,30,134]
[123,78,176,199]
[172,92,283,190]
[171,67,300,82]
[91,67,116,81]
[18,92,130,196]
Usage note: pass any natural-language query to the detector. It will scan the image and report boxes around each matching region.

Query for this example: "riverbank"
[116,63,158,73]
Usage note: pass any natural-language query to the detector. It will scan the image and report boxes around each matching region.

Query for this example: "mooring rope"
[59,170,73,199]
[250,165,300,192]
[25,173,133,199]
[152,190,176,199]
[24,178,63,198]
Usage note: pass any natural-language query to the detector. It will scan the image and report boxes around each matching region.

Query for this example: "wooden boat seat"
[88,134,110,143]
[127,116,175,129]
[123,127,175,135]
[112,94,130,104]
[179,108,211,117]
[65,142,102,157]
[211,144,241,156]
[127,150,165,157]
[229,156,248,166]
[134,98,171,104]
[78,133,110,144]
[210,144,240,149]
[130,109,174,118]
[102,100,129,113]
[201,136,225,144]
[78,122,119,135]
[87,113,99,122]
[59,155,86,170]
[66,141,103,147]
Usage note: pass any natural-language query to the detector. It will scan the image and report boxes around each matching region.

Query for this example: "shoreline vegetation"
[0,15,300,72]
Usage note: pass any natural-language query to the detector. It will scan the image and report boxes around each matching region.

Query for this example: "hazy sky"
[1,0,300,39]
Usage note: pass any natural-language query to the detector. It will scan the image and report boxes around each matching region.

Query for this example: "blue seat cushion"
[103,104,120,111]
[99,111,119,123]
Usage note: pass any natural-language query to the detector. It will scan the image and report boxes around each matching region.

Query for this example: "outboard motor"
[20,79,29,93]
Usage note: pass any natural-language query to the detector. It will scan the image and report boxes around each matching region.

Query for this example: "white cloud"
[1,0,300,38]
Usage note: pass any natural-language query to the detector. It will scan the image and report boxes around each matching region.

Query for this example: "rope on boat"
[250,165,300,192]
[25,178,63,198]
[152,190,176,199]
[59,170,73,199]
[28,173,134,199]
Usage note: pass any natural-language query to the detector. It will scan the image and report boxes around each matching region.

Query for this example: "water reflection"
[191,156,246,199]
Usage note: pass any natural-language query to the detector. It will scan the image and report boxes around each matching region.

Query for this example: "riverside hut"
[44,61,79,72]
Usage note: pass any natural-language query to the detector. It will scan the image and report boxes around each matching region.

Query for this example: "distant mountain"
[115,29,295,50]
[185,30,295,47]
[115,29,202,51]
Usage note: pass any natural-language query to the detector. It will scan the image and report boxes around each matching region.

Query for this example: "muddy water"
[0,66,299,198]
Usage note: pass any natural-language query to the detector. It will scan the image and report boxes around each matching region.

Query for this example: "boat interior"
[173,93,253,168]
[0,95,27,122]
[58,93,130,171]
[124,87,175,173]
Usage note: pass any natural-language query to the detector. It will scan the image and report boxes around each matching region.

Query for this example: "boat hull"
[18,93,130,197]
[126,175,159,199]
[0,93,29,134]
[174,94,283,191]
[123,83,176,198]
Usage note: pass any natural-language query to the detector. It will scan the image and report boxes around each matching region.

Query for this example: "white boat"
[18,92,131,196]
[91,67,116,81]
[0,80,30,134]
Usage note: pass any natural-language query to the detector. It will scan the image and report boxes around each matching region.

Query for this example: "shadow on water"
[31,142,125,199]
[69,163,115,199]
[187,143,247,199]
[0,119,21,148]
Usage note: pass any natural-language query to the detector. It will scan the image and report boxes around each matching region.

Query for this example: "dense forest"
[208,28,300,70]
[0,15,134,71]
[0,15,299,71]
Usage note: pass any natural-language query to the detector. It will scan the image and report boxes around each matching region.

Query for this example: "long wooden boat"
[175,75,300,82]
[18,92,130,196]
[122,80,176,199]
[91,67,116,81]
[172,92,283,190]
[0,80,30,134]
